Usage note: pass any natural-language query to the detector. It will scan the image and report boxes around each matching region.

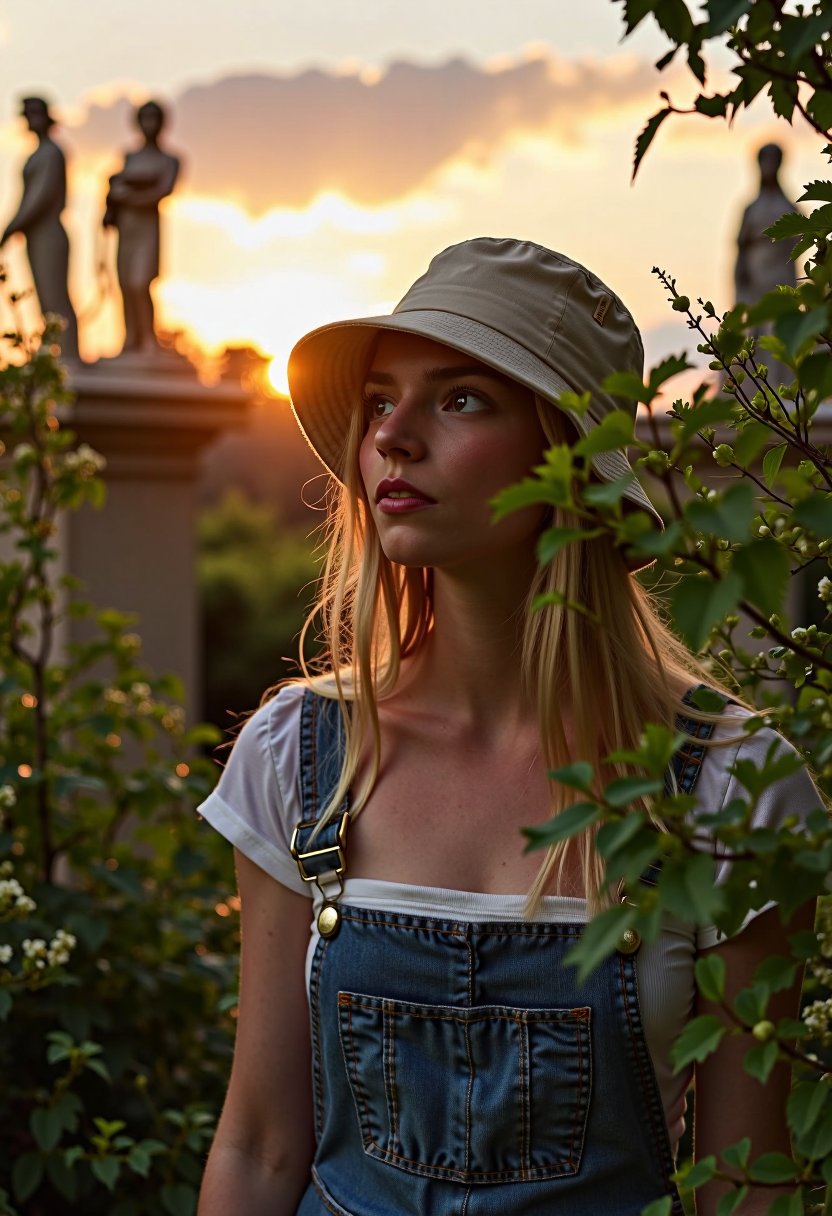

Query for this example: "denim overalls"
[292,690,716,1216]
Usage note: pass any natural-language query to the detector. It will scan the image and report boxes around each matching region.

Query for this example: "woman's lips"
[375,478,437,513]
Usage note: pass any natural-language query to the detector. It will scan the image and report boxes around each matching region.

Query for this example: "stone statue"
[735,142,798,305]
[734,143,799,389]
[0,97,79,360]
[103,100,181,356]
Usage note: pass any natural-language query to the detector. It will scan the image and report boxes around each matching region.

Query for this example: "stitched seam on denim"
[518,1017,529,1177]
[299,689,317,821]
[460,1187,472,1216]
[339,911,585,937]
[627,954,678,1185]
[566,1019,587,1167]
[465,924,474,1007]
[309,936,329,1139]
[347,997,591,1024]
[339,999,377,1153]
[311,1166,356,1216]
[463,1018,473,1173]
[618,953,673,1179]
[382,1007,398,1155]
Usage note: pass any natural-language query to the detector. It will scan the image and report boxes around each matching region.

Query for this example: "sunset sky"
[0,1,825,392]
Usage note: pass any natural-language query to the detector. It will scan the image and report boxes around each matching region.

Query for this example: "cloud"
[62,51,671,212]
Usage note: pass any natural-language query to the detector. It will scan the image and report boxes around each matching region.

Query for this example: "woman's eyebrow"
[364,365,509,388]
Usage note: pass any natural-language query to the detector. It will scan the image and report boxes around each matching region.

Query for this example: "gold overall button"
[317,904,341,938]
[618,927,642,956]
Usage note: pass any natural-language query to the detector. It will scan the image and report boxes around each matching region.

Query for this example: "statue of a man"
[735,143,798,306]
[0,96,79,360]
[103,100,181,355]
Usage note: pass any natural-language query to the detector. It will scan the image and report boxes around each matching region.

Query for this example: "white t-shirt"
[198,683,821,1151]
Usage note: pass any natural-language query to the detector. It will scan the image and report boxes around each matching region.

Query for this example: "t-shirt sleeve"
[196,683,310,896]
[694,714,824,950]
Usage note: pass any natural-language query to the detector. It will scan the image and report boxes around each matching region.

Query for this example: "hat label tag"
[593,295,612,326]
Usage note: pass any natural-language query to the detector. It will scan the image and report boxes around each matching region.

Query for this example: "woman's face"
[358,332,548,575]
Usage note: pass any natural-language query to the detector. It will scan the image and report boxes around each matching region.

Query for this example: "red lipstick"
[375,477,436,513]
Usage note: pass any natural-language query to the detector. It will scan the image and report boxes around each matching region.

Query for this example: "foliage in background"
[0,315,237,1215]
[198,490,319,732]
[496,2,832,1212]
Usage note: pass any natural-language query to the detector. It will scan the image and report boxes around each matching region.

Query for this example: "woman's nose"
[373,402,427,462]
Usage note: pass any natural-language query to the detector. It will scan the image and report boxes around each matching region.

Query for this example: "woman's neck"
[407,556,538,736]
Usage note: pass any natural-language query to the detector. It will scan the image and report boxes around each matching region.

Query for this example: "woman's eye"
[444,389,488,414]
[364,394,395,420]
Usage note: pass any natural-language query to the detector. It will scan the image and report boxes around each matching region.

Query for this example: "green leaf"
[30,1106,63,1152]
[743,1040,778,1084]
[807,89,832,134]
[793,493,832,537]
[0,988,11,1021]
[688,685,727,713]
[522,802,601,851]
[733,420,770,467]
[774,306,828,360]
[787,1080,828,1138]
[732,539,790,617]
[672,396,735,442]
[747,1152,798,1183]
[595,813,647,860]
[648,354,690,391]
[799,351,832,400]
[46,1153,78,1203]
[633,108,672,181]
[767,1192,805,1216]
[91,1157,120,1192]
[734,982,768,1025]
[583,474,636,507]
[798,180,832,204]
[537,526,594,565]
[12,1153,43,1203]
[721,1136,751,1170]
[654,0,693,41]
[706,0,750,35]
[127,1147,151,1178]
[766,211,811,241]
[574,410,634,457]
[640,1197,673,1216]
[762,442,787,487]
[548,761,594,792]
[660,853,725,923]
[686,481,756,542]
[768,77,798,122]
[669,571,743,651]
[604,776,663,807]
[677,1154,717,1189]
[695,94,729,118]
[161,1183,197,1216]
[603,370,649,401]
[796,1106,832,1160]
[716,1188,748,1216]
[695,954,726,1003]
[566,905,636,981]
[671,1014,727,1071]
[753,955,798,994]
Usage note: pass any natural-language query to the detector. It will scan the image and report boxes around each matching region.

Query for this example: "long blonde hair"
[289,389,739,913]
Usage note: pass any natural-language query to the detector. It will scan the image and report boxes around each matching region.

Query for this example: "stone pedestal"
[64,355,252,724]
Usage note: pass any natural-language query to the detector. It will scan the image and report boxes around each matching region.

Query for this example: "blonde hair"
[286,389,740,915]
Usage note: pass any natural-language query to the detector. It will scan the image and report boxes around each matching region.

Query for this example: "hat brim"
[288,308,662,546]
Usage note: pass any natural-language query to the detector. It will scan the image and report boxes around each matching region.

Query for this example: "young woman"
[196,238,818,1216]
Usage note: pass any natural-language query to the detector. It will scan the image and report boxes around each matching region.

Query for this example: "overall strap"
[291,688,351,938]
[636,684,727,894]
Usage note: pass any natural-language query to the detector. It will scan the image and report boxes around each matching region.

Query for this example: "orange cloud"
[62,51,676,212]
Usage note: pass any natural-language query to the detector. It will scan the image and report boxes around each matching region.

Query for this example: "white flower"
[22,938,47,959]
[0,878,24,908]
[14,895,36,914]
[0,945,12,964]
[818,576,832,604]
[0,785,17,810]
[791,627,809,642]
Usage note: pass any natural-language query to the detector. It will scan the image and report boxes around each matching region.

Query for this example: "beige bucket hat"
[287,236,661,530]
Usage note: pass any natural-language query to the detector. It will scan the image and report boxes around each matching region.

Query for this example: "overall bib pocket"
[337,991,592,1185]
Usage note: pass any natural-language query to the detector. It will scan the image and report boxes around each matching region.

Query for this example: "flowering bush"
[0,316,238,1214]
[496,3,832,1212]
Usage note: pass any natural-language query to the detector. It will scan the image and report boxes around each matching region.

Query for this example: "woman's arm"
[197,849,315,1216]
[693,900,817,1216]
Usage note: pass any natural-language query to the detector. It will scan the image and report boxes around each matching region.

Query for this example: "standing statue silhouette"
[103,100,181,356]
[0,96,79,360]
